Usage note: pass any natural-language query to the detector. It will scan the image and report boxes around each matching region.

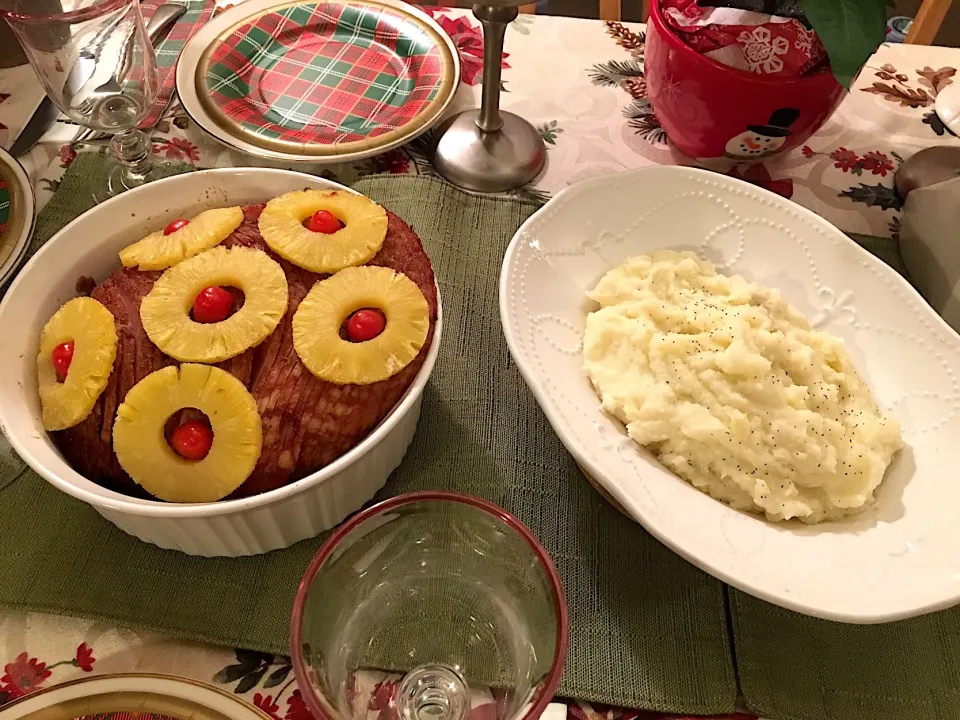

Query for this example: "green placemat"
[6,155,956,720]
[0,154,737,715]
[731,593,960,720]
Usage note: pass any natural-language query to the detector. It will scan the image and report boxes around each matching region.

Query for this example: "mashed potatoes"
[583,251,903,523]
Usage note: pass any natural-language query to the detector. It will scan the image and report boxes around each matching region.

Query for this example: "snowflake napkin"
[660,0,826,77]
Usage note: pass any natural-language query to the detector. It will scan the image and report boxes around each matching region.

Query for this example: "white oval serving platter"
[500,165,960,624]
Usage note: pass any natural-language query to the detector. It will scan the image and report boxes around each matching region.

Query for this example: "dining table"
[2,3,960,720]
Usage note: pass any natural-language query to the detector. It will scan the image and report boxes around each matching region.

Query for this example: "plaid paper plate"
[194,0,459,158]
[139,0,215,129]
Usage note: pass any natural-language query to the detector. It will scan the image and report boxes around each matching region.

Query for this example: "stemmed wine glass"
[291,491,568,720]
[1,0,161,200]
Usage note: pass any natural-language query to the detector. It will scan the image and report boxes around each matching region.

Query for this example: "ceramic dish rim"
[0,145,35,289]
[177,0,461,164]
[0,166,443,519]
[0,672,273,720]
[499,164,960,624]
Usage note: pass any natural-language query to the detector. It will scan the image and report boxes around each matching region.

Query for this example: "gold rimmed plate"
[0,145,35,290]
[177,0,460,163]
[0,673,273,720]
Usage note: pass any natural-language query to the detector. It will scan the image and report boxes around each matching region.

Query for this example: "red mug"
[644,0,845,163]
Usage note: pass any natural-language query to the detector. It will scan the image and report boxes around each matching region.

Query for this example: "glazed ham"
[54,204,438,499]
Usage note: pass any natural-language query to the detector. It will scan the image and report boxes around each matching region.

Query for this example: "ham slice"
[53,204,438,499]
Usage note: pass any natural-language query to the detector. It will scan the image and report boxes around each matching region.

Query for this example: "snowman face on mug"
[724,131,785,159]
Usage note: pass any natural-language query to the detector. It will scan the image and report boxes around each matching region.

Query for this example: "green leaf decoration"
[840,182,904,211]
[538,120,564,145]
[801,0,887,89]
[213,649,272,687]
[588,58,645,87]
[235,665,269,694]
[213,663,250,684]
[235,649,273,667]
[264,664,292,688]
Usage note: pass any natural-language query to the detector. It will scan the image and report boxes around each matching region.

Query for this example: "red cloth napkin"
[660,0,826,77]
[138,0,216,129]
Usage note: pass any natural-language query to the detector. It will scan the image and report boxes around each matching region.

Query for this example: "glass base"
[431,109,546,194]
[396,664,469,720]
[88,150,171,203]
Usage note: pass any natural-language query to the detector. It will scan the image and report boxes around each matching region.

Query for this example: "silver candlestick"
[432,4,546,193]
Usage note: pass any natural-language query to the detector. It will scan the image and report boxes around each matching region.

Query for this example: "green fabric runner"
[1,154,958,720]
[0,155,735,715]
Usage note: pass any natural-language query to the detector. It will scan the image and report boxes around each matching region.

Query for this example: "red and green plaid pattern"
[203,2,446,146]
[138,0,216,129]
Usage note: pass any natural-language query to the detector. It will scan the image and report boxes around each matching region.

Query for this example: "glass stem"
[473,5,518,134]
[110,127,152,186]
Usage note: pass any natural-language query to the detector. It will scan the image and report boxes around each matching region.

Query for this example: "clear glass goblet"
[1,0,160,200]
[291,491,568,720]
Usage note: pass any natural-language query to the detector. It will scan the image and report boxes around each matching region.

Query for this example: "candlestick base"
[431,109,546,194]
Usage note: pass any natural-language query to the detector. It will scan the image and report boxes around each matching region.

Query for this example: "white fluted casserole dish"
[0,168,441,557]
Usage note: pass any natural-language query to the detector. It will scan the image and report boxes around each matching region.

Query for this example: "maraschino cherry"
[51,341,74,381]
[305,210,342,234]
[164,219,190,235]
[346,309,386,342]
[170,420,213,461]
[193,286,234,323]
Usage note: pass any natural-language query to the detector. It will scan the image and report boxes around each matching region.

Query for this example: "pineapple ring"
[119,206,244,271]
[37,297,118,431]
[293,266,430,385]
[113,364,262,503]
[141,245,288,364]
[259,189,388,274]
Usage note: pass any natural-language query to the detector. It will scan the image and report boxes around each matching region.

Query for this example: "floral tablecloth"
[2,4,960,720]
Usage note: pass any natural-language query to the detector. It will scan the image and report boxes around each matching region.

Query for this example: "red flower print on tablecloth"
[74,642,95,672]
[802,146,904,211]
[368,679,399,720]
[807,146,901,179]
[728,164,793,199]
[420,8,509,86]
[58,143,78,169]
[153,137,200,162]
[859,150,895,177]
[286,689,315,720]
[373,149,411,175]
[346,674,359,711]
[254,692,282,720]
[1,653,52,700]
[830,147,859,172]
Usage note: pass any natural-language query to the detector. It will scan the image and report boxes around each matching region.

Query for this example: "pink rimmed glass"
[291,491,568,720]
[0,0,160,199]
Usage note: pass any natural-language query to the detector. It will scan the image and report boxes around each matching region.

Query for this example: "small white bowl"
[500,165,960,623]
[0,168,441,557]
